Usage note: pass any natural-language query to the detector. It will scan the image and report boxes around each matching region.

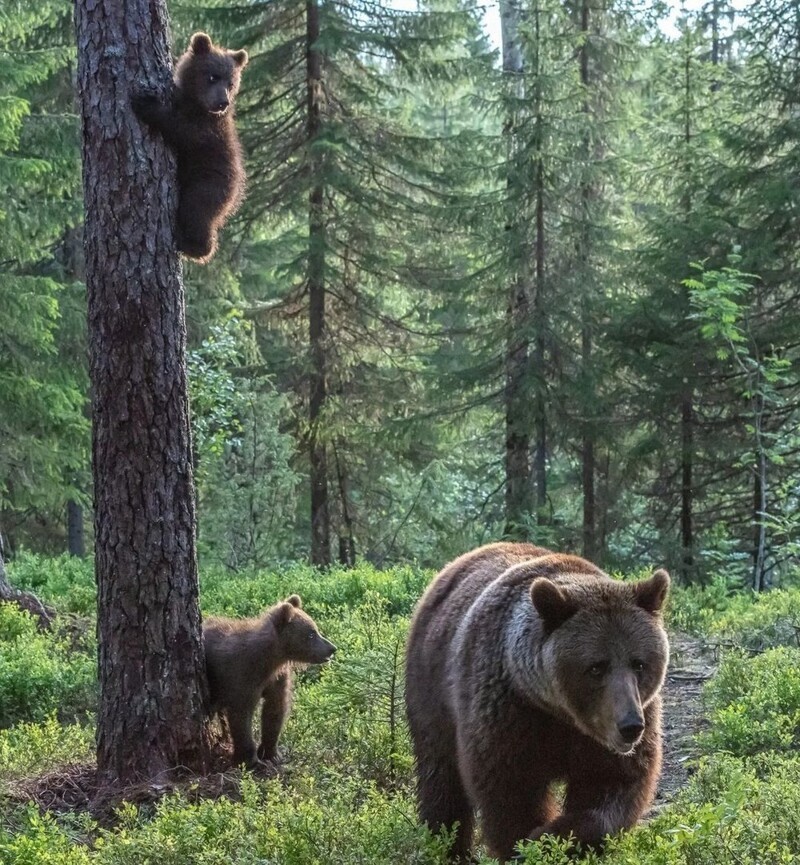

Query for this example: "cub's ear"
[634,569,670,614]
[286,594,302,609]
[230,49,249,68]
[273,601,296,629]
[190,32,213,54]
[531,578,578,630]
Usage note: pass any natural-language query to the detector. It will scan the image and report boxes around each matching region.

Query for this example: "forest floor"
[653,632,716,808]
[4,615,716,822]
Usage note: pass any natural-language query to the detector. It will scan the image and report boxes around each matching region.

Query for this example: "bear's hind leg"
[416,755,474,861]
[226,700,260,768]
[177,185,221,263]
[258,671,292,762]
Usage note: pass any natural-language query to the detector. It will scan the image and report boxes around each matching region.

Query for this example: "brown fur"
[405,543,670,861]
[132,32,248,263]
[204,595,336,768]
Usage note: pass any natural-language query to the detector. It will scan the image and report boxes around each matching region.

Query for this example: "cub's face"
[177,32,248,116]
[275,596,337,666]
[531,570,670,755]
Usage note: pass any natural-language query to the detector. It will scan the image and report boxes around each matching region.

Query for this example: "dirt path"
[653,632,716,807]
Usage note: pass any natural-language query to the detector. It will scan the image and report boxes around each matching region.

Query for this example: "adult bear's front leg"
[459,728,557,862]
[530,764,655,850]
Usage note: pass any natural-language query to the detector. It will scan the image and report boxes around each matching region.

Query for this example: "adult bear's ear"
[286,594,302,609]
[230,49,249,68]
[634,569,670,614]
[190,32,213,54]
[531,578,578,630]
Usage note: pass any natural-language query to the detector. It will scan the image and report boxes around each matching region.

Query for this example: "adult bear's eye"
[208,74,217,83]
[587,662,607,677]
[632,659,645,673]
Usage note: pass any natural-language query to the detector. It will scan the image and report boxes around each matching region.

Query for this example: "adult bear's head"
[530,568,670,755]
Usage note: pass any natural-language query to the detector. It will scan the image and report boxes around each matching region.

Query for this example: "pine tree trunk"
[752,383,767,591]
[753,449,767,591]
[582,431,595,560]
[307,0,330,567]
[680,390,694,580]
[74,0,210,783]
[505,283,532,538]
[67,499,85,557]
[533,156,547,521]
[500,0,532,539]
[334,442,356,567]
[679,46,694,583]
[531,2,548,524]
[578,0,595,560]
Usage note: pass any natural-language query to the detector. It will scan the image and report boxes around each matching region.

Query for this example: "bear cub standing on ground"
[405,543,670,862]
[132,32,248,263]
[204,595,336,768]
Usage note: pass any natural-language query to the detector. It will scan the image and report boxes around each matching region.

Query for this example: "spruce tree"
[0,6,87,552]
[209,0,489,564]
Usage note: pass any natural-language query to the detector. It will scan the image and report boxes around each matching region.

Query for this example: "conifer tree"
[74,0,211,782]
[0,6,87,552]
[211,0,488,564]
[614,12,733,581]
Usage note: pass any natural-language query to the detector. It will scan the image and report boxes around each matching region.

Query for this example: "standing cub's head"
[529,569,670,756]
[175,32,248,116]
[269,594,337,665]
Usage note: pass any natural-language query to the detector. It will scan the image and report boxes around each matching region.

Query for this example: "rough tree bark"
[74,0,211,783]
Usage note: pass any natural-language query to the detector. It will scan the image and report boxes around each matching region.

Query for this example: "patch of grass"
[5,554,800,865]
[286,593,412,787]
[199,560,431,620]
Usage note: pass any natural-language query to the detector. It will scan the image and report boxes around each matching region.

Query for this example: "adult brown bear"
[132,32,248,263]
[405,543,670,861]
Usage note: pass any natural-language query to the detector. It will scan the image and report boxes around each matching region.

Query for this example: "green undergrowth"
[0,603,95,728]
[3,752,800,864]
[699,647,800,756]
[2,554,800,863]
[6,550,430,619]
[1,776,450,865]
[0,716,94,782]
[539,752,800,865]
[667,576,800,650]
